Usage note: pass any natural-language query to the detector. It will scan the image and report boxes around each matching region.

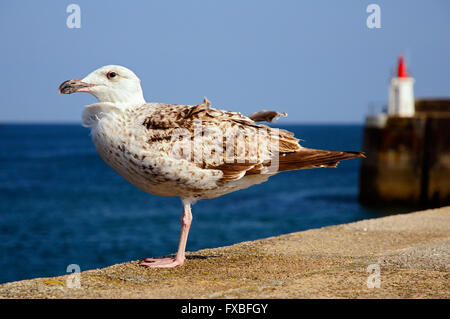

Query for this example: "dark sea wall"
[359,115,450,207]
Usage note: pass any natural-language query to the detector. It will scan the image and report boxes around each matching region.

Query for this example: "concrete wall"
[425,117,450,204]
[359,115,450,207]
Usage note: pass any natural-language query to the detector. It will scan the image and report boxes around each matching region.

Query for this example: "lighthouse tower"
[388,55,415,116]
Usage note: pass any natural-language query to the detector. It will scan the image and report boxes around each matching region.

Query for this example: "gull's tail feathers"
[277,148,365,172]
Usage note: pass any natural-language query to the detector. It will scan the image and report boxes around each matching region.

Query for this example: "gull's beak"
[58,79,93,94]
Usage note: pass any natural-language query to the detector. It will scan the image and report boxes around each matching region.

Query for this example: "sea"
[0,124,403,284]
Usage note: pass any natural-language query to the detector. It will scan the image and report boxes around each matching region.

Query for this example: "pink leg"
[140,199,192,268]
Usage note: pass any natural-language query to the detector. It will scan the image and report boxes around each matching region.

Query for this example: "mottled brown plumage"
[137,98,363,185]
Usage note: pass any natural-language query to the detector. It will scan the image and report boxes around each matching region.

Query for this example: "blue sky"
[1,1,449,123]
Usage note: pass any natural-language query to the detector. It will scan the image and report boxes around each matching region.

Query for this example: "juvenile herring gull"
[59,65,364,268]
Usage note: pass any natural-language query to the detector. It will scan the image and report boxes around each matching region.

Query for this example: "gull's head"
[58,65,146,107]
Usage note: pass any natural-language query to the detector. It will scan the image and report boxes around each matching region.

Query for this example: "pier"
[359,55,450,207]
[0,206,448,298]
[359,99,450,206]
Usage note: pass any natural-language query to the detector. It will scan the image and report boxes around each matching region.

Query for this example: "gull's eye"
[107,71,117,79]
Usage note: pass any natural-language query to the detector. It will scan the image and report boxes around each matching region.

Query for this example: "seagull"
[59,65,364,268]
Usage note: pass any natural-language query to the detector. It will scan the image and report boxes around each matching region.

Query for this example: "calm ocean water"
[0,124,392,284]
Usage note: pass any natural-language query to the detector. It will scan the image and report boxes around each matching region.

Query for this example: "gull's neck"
[99,92,146,110]
[109,99,146,111]
[82,101,140,128]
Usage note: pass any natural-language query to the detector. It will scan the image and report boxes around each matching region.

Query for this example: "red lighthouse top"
[397,54,409,78]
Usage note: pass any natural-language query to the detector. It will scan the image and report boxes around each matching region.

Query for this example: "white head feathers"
[59,65,146,109]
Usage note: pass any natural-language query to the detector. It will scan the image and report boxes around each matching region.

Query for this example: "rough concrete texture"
[0,206,449,299]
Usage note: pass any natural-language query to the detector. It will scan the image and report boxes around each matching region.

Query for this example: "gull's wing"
[137,99,300,183]
[136,99,364,186]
